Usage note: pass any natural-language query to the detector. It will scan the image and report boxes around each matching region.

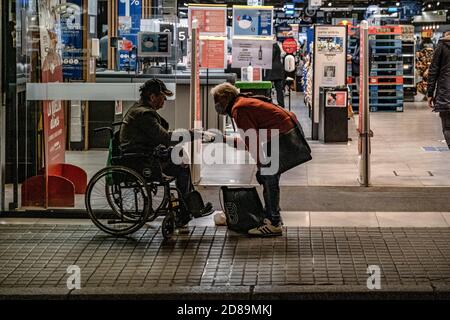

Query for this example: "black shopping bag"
[220,186,265,234]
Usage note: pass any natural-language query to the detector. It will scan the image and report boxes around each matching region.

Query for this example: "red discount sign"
[282,38,298,54]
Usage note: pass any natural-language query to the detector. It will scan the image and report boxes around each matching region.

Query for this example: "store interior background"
[2,0,450,212]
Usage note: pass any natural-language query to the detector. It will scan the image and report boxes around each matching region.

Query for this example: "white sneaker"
[213,211,227,226]
[248,219,282,237]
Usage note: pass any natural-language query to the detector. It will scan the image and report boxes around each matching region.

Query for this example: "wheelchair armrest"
[120,152,149,159]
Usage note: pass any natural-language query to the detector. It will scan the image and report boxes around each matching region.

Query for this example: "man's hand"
[428,96,434,109]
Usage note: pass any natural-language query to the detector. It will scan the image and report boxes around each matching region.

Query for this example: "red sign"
[195,34,201,122]
[200,39,226,69]
[282,38,298,54]
[253,67,262,81]
[189,8,227,35]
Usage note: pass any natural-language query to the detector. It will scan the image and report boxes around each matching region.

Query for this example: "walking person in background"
[427,31,450,148]
[265,42,286,108]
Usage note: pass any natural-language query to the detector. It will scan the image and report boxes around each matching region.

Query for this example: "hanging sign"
[188,5,227,36]
[231,38,273,69]
[282,37,298,54]
[232,5,274,38]
[199,37,227,69]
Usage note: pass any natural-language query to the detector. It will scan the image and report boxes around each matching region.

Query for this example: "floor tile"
[376,212,449,227]
[309,212,379,227]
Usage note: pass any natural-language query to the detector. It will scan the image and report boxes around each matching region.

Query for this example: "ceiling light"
[328,2,332,7]
[396,2,400,6]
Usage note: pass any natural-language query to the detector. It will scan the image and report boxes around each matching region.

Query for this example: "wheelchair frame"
[85,122,190,240]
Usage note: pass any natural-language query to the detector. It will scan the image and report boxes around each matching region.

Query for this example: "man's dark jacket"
[427,36,450,112]
[120,101,171,154]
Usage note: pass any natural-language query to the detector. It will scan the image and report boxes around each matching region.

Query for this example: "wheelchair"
[85,122,213,240]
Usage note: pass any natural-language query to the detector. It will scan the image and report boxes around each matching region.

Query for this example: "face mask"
[215,102,227,115]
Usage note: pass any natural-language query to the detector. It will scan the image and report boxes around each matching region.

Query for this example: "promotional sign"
[137,32,171,57]
[326,91,347,107]
[233,5,273,37]
[60,0,83,80]
[312,25,347,139]
[38,0,65,167]
[231,38,273,69]
[309,0,323,7]
[118,0,141,71]
[199,37,227,69]
[282,37,298,54]
[188,5,227,36]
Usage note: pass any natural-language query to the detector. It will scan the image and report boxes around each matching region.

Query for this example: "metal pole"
[190,19,200,184]
[359,21,371,187]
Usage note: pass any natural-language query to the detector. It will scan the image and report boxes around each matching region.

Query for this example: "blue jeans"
[256,170,281,225]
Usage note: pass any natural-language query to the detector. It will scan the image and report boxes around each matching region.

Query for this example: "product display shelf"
[368,26,404,112]
[347,36,359,111]
[401,25,416,102]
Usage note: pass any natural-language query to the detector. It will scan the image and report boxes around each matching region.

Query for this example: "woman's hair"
[210,82,239,101]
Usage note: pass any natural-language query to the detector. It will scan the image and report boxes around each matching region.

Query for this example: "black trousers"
[440,111,450,148]
[273,80,285,108]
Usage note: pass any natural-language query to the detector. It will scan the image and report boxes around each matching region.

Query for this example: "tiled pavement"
[1,223,450,299]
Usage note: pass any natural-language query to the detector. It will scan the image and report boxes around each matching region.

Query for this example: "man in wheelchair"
[119,79,212,228]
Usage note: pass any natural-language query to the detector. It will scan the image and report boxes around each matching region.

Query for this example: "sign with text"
[60,0,83,80]
[137,32,171,57]
[39,0,66,169]
[199,37,227,69]
[326,91,347,107]
[117,0,142,71]
[282,37,298,54]
[231,38,273,69]
[233,5,273,38]
[312,25,347,138]
[188,5,227,36]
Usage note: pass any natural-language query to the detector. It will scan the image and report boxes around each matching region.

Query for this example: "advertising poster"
[322,64,337,86]
[37,0,68,206]
[38,0,66,168]
[231,38,273,69]
[326,91,347,107]
[232,6,273,37]
[312,25,347,139]
[60,0,83,80]
[118,0,141,71]
[199,37,226,69]
[137,32,171,57]
[282,37,298,54]
[188,6,227,36]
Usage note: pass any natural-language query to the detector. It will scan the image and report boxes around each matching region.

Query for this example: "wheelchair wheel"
[85,166,151,236]
[161,211,175,240]
[146,183,166,221]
